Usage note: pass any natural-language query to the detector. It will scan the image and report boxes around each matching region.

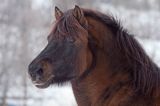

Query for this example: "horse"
[28,6,160,106]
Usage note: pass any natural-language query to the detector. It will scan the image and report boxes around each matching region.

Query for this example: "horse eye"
[66,37,75,43]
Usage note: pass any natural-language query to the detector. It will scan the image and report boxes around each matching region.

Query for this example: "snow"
[26,84,76,106]
[7,82,76,106]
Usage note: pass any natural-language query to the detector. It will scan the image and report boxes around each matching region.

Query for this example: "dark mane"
[83,9,160,95]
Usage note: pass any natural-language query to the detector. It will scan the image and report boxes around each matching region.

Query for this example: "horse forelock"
[50,10,88,41]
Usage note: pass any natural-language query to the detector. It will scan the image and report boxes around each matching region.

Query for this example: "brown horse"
[28,6,160,106]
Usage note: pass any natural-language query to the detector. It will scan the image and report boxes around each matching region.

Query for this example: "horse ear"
[73,5,87,27]
[73,5,83,20]
[55,6,63,20]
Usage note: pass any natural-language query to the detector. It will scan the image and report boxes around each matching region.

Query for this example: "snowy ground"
[6,84,76,106]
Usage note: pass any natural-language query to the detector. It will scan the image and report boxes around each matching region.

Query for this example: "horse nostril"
[36,68,43,76]
[28,64,44,80]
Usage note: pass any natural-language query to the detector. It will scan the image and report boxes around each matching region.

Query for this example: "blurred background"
[0,0,160,106]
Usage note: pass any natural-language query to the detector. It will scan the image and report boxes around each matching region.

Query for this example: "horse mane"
[83,9,160,95]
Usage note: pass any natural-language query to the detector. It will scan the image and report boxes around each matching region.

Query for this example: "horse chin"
[33,76,54,89]
[35,82,51,89]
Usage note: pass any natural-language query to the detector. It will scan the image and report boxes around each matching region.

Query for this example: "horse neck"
[72,51,112,106]
[71,17,130,106]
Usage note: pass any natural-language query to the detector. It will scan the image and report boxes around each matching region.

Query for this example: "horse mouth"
[33,76,54,89]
